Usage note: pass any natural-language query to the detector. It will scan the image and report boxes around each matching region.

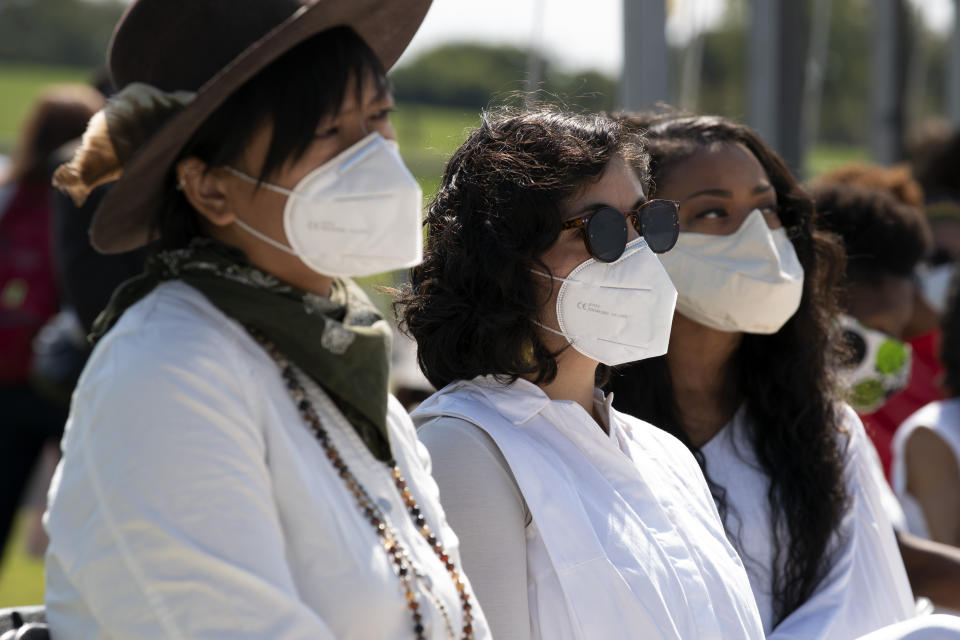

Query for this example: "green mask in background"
[836,314,913,413]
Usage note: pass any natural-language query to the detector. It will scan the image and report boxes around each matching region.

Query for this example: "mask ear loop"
[530,268,580,285]
[530,318,565,337]
[528,269,575,346]
[204,166,300,256]
[218,166,304,255]
[233,219,300,257]
[222,166,298,197]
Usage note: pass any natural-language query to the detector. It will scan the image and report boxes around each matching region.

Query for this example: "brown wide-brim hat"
[69,0,431,253]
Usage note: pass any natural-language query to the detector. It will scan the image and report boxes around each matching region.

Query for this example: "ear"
[176,158,236,227]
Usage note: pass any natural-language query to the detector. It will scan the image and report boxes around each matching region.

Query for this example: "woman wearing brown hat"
[43,1,490,638]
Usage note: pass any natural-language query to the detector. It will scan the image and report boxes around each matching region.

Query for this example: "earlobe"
[176,158,237,227]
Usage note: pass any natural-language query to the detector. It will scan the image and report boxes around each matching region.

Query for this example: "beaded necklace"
[251,330,475,640]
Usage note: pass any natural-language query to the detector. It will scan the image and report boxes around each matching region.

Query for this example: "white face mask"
[226,132,423,278]
[532,237,678,366]
[657,209,804,334]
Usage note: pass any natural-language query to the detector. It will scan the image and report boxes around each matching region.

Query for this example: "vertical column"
[525,0,546,99]
[621,0,669,110]
[748,1,780,149]
[872,0,905,164]
[748,0,806,177]
[775,1,806,177]
[801,0,833,159]
[950,0,960,125]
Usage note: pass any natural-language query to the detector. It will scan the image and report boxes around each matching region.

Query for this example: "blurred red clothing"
[859,329,945,479]
[0,180,59,382]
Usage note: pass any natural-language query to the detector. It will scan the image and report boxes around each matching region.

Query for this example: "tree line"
[1,0,951,149]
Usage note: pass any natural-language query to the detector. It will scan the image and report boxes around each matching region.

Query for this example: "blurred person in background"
[893,268,960,547]
[0,84,103,559]
[43,0,492,638]
[19,70,149,561]
[608,113,915,638]
[816,164,943,477]
[45,69,147,343]
[910,127,960,316]
[811,178,960,612]
[400,108,765,640]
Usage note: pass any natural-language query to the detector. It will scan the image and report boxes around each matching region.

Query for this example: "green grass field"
[0,61,478,198]
[0,63,92,154]
[0,514,45,607]
[0,62,876,609]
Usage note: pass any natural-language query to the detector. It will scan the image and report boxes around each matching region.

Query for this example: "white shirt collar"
[464,375,613,430]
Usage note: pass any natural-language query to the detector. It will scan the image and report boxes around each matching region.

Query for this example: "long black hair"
[608,112,849,625]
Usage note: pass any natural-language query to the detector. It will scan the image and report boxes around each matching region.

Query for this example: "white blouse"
[44,281,491,640]
[414,376,764,640]
[699,404,915,638]
[891,398,960,539]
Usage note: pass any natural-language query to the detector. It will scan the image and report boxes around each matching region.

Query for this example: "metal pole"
[950,0,960,125]
[679,0,706,111]
[904,2,930,125]
[748,0,780,149]
[801,0,833,159]
[872,0,904,164]
[775,1,806,177]
[749,0,805,177]
[525,0,545,100]
[621,0,669,110]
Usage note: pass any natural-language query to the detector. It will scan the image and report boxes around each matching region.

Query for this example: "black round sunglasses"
[561,199,680,262]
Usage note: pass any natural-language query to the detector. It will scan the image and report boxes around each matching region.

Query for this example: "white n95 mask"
[532,237,678,366]
[657,209,804,334]
[227,132,423,278]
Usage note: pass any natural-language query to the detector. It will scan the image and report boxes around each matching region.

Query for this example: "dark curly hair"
[395,108,646,390]
[817,163,925,209]
[811,180,932,284]
[606,112,849,626]
[913,127,960,204]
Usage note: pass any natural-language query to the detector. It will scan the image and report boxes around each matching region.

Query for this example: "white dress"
[699,404,915,638]
[413,376,765,640]
[891,398,960,538]
[44,281,491,640]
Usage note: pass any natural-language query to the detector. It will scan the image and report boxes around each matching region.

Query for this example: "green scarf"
[92,238,393,461]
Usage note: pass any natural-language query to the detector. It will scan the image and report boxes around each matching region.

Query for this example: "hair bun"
[52,83,195,206]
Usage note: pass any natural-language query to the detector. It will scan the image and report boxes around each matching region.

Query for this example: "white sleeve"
[768,406,916,640]
[44,329,336,640]
[854,614,960,639]
[418,416,532,640]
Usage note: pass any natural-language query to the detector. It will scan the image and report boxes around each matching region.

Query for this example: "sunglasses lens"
[640,200,680,253]
[587,207,628,262]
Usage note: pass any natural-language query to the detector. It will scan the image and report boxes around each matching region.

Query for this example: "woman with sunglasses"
[607,113,915,638]
[396,109,765,639]
[42,1,491,638]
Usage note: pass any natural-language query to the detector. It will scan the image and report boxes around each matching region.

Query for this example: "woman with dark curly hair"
[607,113,915,637]
[397,109,765,640]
